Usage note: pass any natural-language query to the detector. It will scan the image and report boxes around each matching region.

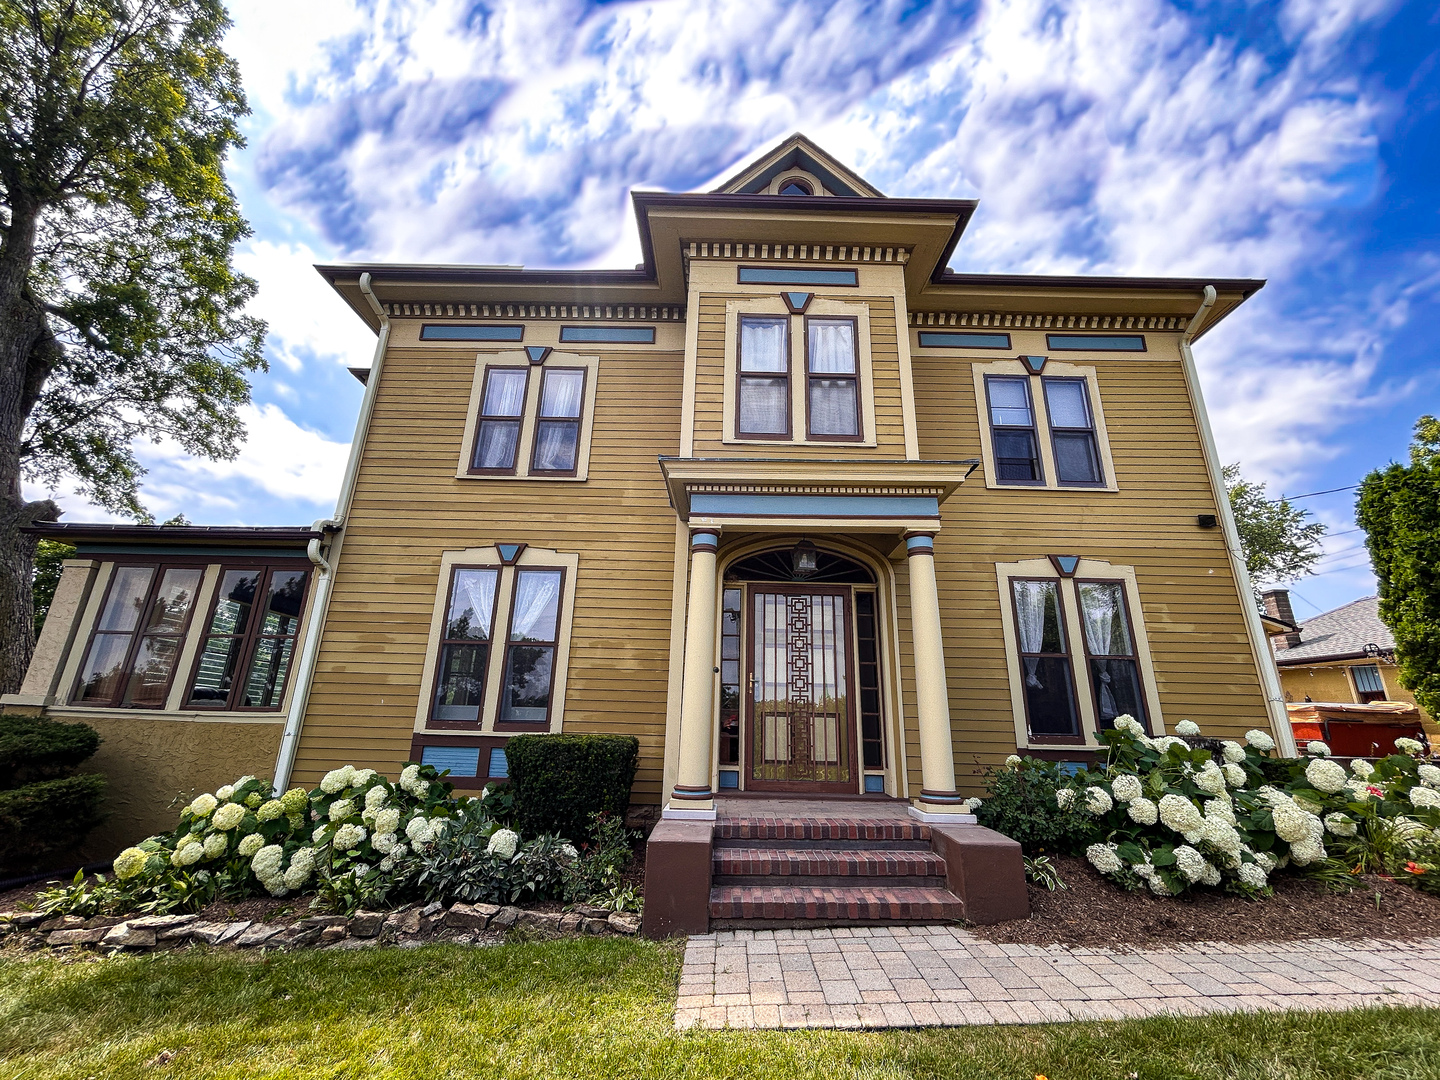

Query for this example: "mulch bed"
[973,854,1440,950]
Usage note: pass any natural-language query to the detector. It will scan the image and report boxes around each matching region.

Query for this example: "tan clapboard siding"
[292,343,684,802]
[691,293,908,456]
[908,355,1270,794]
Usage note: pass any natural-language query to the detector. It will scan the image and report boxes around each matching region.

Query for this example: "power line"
[1309,558,1375,577]
[1270,484,1360,503]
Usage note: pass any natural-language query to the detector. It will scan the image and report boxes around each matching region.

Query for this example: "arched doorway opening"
[718,542,885,793]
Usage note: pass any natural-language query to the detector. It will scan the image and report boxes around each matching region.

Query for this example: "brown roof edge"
[1274,650,1376,666]
[933,272,1265,295]
[26,523,325,546]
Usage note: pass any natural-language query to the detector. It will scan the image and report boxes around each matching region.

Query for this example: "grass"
[0,938,1438,1079]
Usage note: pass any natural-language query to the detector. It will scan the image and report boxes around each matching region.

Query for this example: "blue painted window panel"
[864,774,886,793]
[718,770,740,789]
[558,325,655,344]
[488,747,509,779]
[420,324,524,341]
[421,745,480,776]
[1056,761,1085,777]
[737,267,859,286]
[917,331,1012,349]
[1046,334,1146,352]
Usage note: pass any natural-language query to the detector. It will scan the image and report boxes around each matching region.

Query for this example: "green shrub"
[972,756,1099,856]
[0,773,107,869]
[505,734,639,842]
[0,714,102,787]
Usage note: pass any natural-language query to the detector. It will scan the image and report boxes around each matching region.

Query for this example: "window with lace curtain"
[1009,579,1081,740]
[1076,580,1148,732]
[462,356,597,480]
[806,316,860,439]
[737,315,790,437]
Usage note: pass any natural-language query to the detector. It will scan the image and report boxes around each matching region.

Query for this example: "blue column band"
[905,534,935,554]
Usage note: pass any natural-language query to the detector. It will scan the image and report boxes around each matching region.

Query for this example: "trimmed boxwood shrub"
[973,756,1100,856]
[0,715,106,873]
[505,734,639,842]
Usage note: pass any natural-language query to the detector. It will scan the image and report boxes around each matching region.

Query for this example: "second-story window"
[1043,377,1102,485]
[530,368,586,474]
[737,315,790,437]
[985,376,1042,482]
[806,317,860,439]
[73,566,203,707]
[472,367,529,473]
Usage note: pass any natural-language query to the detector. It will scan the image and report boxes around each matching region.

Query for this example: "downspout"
[273,272,392,791]
[1178,285,1298,756]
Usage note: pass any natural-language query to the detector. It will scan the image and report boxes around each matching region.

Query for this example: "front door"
[745,585,856,791]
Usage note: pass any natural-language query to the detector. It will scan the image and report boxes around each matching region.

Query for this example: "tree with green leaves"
[0,0,263,691]
[1356,416,1440,718]
[1224,463,1327,590]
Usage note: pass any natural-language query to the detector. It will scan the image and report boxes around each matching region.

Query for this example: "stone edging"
[0,901,642,954]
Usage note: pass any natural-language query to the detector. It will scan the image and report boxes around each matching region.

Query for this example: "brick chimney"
[1262,588,1303,650]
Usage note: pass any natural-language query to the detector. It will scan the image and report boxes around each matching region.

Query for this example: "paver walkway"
[675,926,1440,1029]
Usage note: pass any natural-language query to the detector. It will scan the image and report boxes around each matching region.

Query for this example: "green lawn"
[0,938,1438,1079]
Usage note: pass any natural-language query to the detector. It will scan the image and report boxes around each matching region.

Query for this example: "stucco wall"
[62,713,283,863]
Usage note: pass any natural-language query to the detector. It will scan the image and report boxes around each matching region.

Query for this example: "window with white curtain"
[530,368,586,474]
[1076,580,1147,731]
[464,357,597,480]
[432,567,500,723]
[472,367,529,472]
[500,568,564,723]
[1010,579,1081,739]
[738,316,790,436]
[807,317,860,438]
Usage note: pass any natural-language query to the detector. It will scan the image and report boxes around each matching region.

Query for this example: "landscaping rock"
[421,901,445,919]
[558,913,583,934]
[491,906,521,930]
[350,910,385,938]
[581,917,609,935]
[574,904,611,919]
[295,915,348,929]
[386,907,422,935]
[102,923,157,949]
[275,924,324,949]
[234,923,287,949]
[607,913,641,935]
[48,927,108,946]
[318,925,348,946]
[330,935,377,951]
[517,910,561,934]
[81,916,126,930]
[444,903,496,931]
[190,920,252,946]
[127,914,199,932]
[38,915,85,933]
[9,912,48,929]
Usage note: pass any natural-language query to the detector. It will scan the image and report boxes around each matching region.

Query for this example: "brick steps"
[713,816,932,849]
[709,884,965,924]
[714,846,947,889]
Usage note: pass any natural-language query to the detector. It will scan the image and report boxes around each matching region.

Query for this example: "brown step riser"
[715,827,930,843]
[709,901,964,921]
[711,917,957,930]
[715,873,944,889]
[713,837,932,852]
[713,853,947,877]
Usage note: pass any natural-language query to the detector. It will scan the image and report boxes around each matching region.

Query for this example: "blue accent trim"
[905,534,935,552]
[782,291,811,309]
[690,531,720,548]
[917,331,1011,349]
[497,543,523,563]
[488,747,509,779]
[1020,355,1047,374]
[1047,333,1146,352]
[690,494,939,518]
[864,774,886,793]
[421,324,524,341]
[1054,555,1080,575]
[718,770,740,790]
[559,325,655,344]
[738,267,858,286]
[421,745,480,777]
[525,346,551,364]
[1056,761,1085,777]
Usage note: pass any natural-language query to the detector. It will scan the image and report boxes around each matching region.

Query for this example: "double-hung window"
[1076,581,1147,731]
[530,369,585,474]
[186,566,309,710]
[806,317,860,439]
[499,569,563,724]
[737,316,790,437]
[73,566,203,707]
[431,568,500,722]
[985,376,1042,482]
[1043,378,1102,485]
[1010,579,1081,739]
[472,367,529,473]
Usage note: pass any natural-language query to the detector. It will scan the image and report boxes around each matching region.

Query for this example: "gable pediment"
[711,133,884,199]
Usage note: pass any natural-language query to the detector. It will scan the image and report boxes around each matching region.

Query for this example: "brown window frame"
[181,565,311,712]
[528,366,587,477]
[804,314,863,442]
[495,565,567,730]
[985,375,1045,485]
[736,314,792,440]
[1041,376,1105,487]
[854,587,885,770]
[427,564,503,729]
[1351,663,1387,704]
[1073,578,1149,734]
[1009,576,1083,744]
[468,364,530,475]
[70,562,205,709]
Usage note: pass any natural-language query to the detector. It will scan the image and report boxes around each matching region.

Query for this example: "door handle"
[748,672,755,694]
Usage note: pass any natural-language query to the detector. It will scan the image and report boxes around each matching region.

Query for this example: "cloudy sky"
[34,0,1440,618]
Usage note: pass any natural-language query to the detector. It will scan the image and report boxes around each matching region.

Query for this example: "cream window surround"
[972,359,1118,492]
[721,296,877,446]
[994,557,1165,751]
[455,351,600,481]
[413,545,579,736]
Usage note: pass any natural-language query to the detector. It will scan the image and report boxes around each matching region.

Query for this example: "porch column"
[905,533,966,817]
[667,530,720,818]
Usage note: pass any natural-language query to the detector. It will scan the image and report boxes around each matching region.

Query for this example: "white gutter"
[1178,285,1298,756]
[273,272,392,791]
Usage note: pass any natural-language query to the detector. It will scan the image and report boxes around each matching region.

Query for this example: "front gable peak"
[710,133,884,199]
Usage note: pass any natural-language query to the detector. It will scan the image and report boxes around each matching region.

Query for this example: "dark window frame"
[737,266,860,287]
[736,313,793,440]
[777,177,814,195]
[407,733,513,790]
[1073,577,1149,735]
[528,366,588,477]
[1009,576,1083,744]
[1041,375,1105,487]
[495,564,567,730]
[1046,333,1147,352]
[420,324,524,342]
[1351,663,1387,703]
[182,564,311,712]
[854,587,886,771]
[468,364,531,476]
[557,325,655,344]
[427,563,503,729]
[70,562,206,709]
[804,313,863,442]
[917,330,1012,350]
[984,374,1045,485]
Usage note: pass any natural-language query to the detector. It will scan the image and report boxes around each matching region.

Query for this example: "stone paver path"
[675,926,1440,1030]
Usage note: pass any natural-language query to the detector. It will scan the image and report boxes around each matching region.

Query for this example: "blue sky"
[29,0,1440,619]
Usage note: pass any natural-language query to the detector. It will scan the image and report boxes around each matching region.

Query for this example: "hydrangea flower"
[328,798,356,822]
[333,823,367,851]
[405,815,436,845]
[1173,845,1207,882]
[350,769,377,788]
[172,839,204,867]
[365,785,390,810]
[962,797,983,813]
[1418,764,1440,787]
[374,808,401,835]
[113,847,148,880]
[1150,736,1188,755]
[400,764,429,796]
[1175,720,1201,737]
[280,788,309,814]
[1201,819,1243,859]
[1238,862,1269,889]
[1112,715,1145,738]
[212,802,246,831]
[215,785,235,801]
[1083,787,1113,815]
[1085,843,1122,874]
[1222,763,1247,789]
[284,847,316,890]
[1128,797,1159,825]
[1199,861,1222,887]
[1306,740,1332,758]
[251,844,284,880]
[1147,874,1173,896]
[1324,813,1358,838]
[320,766,355,794]
[1409,786,1440,810]
[1194,764,1226,795]
[1351,758,1375,779]
[1272,802,1321,844]
[1396,738,1423,756]
[1204,799,1236,825]
[1289,838,1326,865]
[1305,759,1349,794]
[372,832,398,854]
[1004,754,1022,768]
[188,793,217,817]
[202,832,229,859]
[487,828,519,860]
[1221,741,1246,764]
[1158,794,1204,834]
[1055,789,1075,810]
[1252,850,1278,872]
[245,792,263,808]
[1110,774,1143,803]
[238,833,265,857]
[1245,729,1276,752]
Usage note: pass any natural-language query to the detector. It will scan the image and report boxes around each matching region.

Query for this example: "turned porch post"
[905,533,966,817]
[668,530,720,816]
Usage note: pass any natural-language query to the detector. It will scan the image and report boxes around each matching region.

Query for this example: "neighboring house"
[1263,588,1439,745]
[5,135,1295,862]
